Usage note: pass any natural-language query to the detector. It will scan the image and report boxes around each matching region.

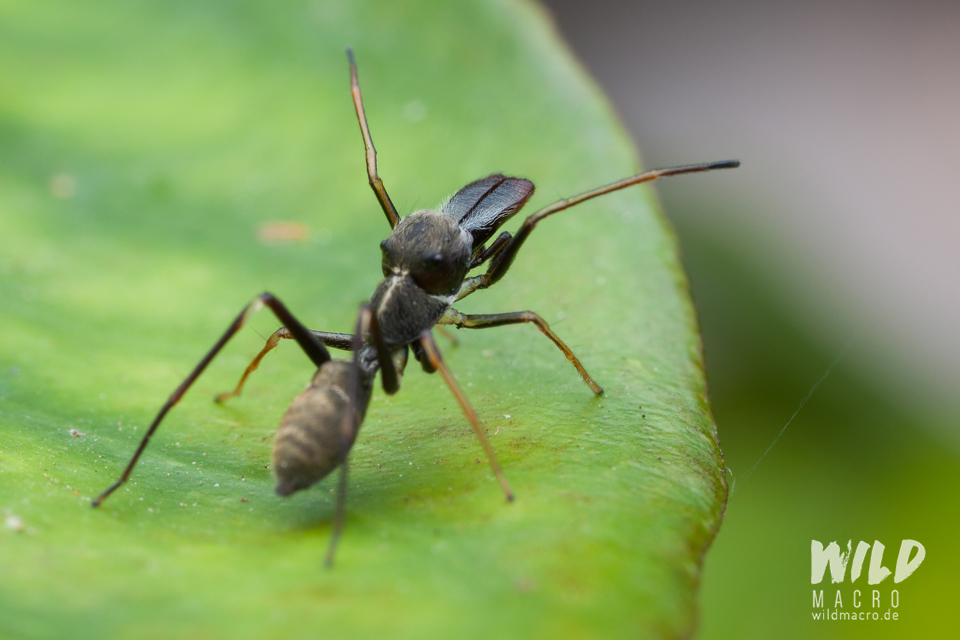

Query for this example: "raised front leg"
[439,308,603,395]
[347,48,400,229]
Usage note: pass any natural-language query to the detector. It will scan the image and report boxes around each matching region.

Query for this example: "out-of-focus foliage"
[675,220,960,639]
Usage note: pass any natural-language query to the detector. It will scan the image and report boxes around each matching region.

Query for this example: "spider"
[92,49,739,566]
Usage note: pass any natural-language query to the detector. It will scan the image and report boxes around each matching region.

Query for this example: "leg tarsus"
[215,328,285,403]
[419,330,514,502]
[439,309,603,395]
[217,328,356,403]
[324,461,349,569]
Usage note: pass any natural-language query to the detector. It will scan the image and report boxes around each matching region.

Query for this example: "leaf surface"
[0,1,726,637]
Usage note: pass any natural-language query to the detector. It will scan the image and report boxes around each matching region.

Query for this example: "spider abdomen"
[273,360,372,496]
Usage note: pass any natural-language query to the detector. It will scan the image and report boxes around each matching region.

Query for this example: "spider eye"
[380,241,397,277]
[409,252,463,295]
[410,261,446,293]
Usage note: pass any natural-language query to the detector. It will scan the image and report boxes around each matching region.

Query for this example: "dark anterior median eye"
[409,253,461,295]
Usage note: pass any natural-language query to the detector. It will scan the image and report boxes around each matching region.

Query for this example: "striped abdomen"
[272,360,373,496]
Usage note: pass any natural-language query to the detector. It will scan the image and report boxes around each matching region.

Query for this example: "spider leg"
[419,329,514,502]
[434,325,459,346]
[324,303,401,567]
[439,308,602,394]
[216,328,354,403]
[469,231,512,270]
[347,48,400,229]
[92,293,332,507]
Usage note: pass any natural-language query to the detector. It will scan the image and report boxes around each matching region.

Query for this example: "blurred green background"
[680,220,959,638]
[545,0,960,637]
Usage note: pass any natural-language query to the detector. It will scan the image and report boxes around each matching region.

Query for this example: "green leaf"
[0,1,726,637]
